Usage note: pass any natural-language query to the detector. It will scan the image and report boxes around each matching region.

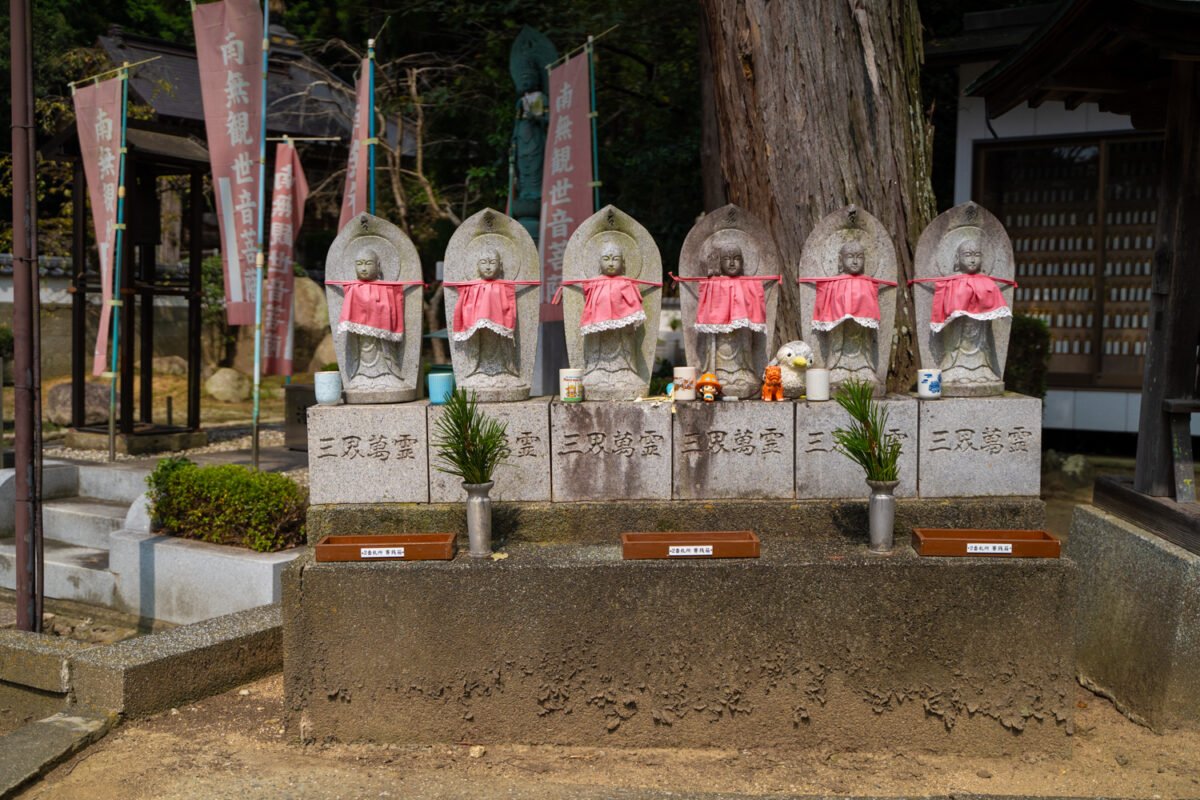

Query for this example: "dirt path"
[16,674,1200,799]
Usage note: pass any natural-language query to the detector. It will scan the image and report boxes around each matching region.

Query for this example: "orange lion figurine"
[761,364,784,401]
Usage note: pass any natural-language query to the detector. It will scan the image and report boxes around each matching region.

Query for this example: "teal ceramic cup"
[427,371,455,404]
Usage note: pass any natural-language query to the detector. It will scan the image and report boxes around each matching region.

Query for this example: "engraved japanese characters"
[912,202,1016,397]
[559,206,662,401]
[797,206,898,395]
[443,208,541,402]
[325,213,425,403]
[676,205,782,399]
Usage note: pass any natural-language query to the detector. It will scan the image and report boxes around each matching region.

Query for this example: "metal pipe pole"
[10,0,40,632]
[368,38,376,215]
[108,65,131,462]
[251,0,271,470]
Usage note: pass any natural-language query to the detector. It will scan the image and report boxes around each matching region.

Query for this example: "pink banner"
[73,77,123,376]
[263,142,309,376]
[193,0,263,326]
[339,59,371,231]
[539,52,595,322]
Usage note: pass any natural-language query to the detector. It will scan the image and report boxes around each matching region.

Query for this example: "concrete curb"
[0,710,116,799]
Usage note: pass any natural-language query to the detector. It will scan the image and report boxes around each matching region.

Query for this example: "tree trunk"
[698,11,726,213]
[700,0,936,390]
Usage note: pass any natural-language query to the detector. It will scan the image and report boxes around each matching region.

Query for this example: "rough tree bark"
[700,0,936,390]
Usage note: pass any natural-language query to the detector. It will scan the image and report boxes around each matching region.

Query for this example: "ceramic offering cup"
[560,368,584,403]
[917,368,942,400]
[314,370,343,405]
[806,368,831,401]
[427,371,455,404]
[673,367,698,401]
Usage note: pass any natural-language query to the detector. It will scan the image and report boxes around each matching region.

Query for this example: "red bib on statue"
[451,281,518,341]
[928,273,1011,332]
[695,276,768,333]
[336,281,407,341]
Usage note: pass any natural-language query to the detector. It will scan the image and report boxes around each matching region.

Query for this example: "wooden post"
[119,238,136,436]
[139,234,155,425]
[1135,61,1200,497]
[187,171,203,431]
[71,160,87,429]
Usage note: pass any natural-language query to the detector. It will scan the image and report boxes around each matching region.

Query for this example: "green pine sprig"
[432,389,510,485]
[831,379,902,482]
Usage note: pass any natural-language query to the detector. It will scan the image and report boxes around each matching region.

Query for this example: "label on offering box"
[967,543,1012,554]
[360,546,406,559]
[669,545,714,557]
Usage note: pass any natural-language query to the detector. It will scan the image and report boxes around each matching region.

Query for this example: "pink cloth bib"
[446,279,539,341]
[554,276,662,335]
[911,273,1016,332]
[329,280,422,342]
[800,274,896,331]
[673,275,779,334]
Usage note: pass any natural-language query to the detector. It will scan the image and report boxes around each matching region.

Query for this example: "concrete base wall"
[1067,505,1200,730]
[284,539,1077,755]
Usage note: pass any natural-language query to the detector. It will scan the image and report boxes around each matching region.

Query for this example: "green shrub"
[146,457,306,552]
[0,324,13,359]
[1005,314,1051,399]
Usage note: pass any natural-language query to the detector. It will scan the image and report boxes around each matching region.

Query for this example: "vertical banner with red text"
[73,77,124,376]
[263,142,309,376]
[538,52,595,321]
[339,60,371,231]
[193,0,263,326]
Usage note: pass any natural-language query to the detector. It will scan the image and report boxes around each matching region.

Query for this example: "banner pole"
[368,38,376,215]
[251,0,270,470]
[587,38,600,212]
[108,64,131,463]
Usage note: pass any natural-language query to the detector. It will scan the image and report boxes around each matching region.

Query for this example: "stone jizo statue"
[325,214,425,403]
[443,208,541,402]
[913,202,1016,397]
[677,205,782,399]
[559,206,663,401]
[797,206,898,395]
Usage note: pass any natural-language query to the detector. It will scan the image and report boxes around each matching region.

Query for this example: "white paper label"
[360,546,406,559]
[669,545,714,557]
[967,543,1012,554]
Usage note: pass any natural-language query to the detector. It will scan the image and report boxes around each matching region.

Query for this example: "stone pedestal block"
[429,398,551,502]
[917,394,1040,497]
[284,540,1076,754]
[550,400,671,501]
[307,402,430,505]
[1068,505,1200,730]
[673,400,794,499]
[795,395,918,499]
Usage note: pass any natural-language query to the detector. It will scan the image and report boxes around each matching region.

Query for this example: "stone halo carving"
[934,224,988,276]
[583,229,643,279]
[464,232,526,280]
[818,227,877,277]
[699,228,763,276]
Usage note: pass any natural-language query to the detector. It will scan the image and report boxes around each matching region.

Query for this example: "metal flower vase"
[866,479,900,554]
[463,481,495,558]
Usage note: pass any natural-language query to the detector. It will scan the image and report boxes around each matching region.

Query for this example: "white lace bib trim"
[810,314,880,332]
[929,306,1011,333]
[694,318,768,334]
[581,310,646,336]
[452,318,515,342]
[338,321,405,342]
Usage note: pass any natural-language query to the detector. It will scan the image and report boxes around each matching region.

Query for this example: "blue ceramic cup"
[428,371,455,404]
[314,370,342,405]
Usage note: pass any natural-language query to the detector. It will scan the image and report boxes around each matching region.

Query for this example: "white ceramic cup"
[559,368,584,403]
[314,370,342,405]
[806,368,831,402]
[917,368,943,400]
[673,366,698,401]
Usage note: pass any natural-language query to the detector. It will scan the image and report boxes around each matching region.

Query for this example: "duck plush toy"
[768,340,814,399]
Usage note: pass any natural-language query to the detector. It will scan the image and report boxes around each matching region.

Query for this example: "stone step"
[42,497,128,550]
[77,464,153,504]
[0,537,116,608]
[0,462,80,536]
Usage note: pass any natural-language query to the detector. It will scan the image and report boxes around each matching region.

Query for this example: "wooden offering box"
[621,531,760,560]
[315,533,457,563]
[911,528,1060,559]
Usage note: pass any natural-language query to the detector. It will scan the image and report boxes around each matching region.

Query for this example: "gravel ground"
[42,427,287,464]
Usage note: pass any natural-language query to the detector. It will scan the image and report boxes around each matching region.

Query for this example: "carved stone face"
[956,240,983,274]
[477,250,503,281]
[718,248,744,277]
[838,241,866,276]
[599,243,625,277]
[354,249,382,281]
